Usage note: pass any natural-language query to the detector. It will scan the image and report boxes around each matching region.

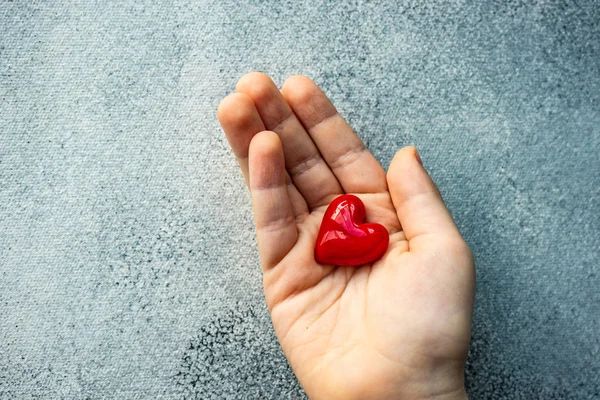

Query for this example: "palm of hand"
[218,73,474,400]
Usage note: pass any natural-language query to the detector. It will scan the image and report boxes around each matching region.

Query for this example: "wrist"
[386,365,467,400]
[330,385,467,400]
[428,387,468,400]
[309,370,467,400]
[392,362,467,400]
[388,384,467,400]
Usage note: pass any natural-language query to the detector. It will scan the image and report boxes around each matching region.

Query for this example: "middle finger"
[236,72,343,210]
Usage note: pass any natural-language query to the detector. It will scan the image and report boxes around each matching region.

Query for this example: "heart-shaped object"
[315,194,389,266]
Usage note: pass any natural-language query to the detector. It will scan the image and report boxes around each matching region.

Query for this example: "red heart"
[314,194,389,266]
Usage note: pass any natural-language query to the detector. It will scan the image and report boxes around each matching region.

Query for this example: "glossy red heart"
[314,194,389,266]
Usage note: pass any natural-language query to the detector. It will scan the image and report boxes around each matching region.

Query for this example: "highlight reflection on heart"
[314,194,389,266]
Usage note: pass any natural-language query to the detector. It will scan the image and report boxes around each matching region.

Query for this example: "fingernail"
[414,149,423,166]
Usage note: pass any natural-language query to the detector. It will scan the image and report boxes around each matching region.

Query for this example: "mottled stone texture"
[1,1,598,399]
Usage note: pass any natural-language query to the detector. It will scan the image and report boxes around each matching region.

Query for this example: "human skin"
[217,72,475,400]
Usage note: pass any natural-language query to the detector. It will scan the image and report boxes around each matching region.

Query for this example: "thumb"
[387,146,462,249]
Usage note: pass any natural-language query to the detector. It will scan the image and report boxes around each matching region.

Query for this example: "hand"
[217,73,475,400]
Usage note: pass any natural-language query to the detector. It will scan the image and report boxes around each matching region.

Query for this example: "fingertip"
[387,146,424,184]
[249,131,285,190]
[217,92,257,129]
[392,145,419,161]
[281,75,316,100]
[249,130,282,157]
[281,75,337,132]
[236,72,276,100]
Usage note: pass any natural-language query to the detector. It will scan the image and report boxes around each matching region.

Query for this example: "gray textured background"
[1,1,599,399]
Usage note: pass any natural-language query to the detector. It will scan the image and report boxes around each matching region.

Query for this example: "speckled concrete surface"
[1,1,599,399]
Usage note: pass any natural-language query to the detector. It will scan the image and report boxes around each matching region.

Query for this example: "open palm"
[218,73,474,400]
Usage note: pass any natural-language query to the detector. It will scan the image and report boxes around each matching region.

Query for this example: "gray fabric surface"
[1,1,599,399]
